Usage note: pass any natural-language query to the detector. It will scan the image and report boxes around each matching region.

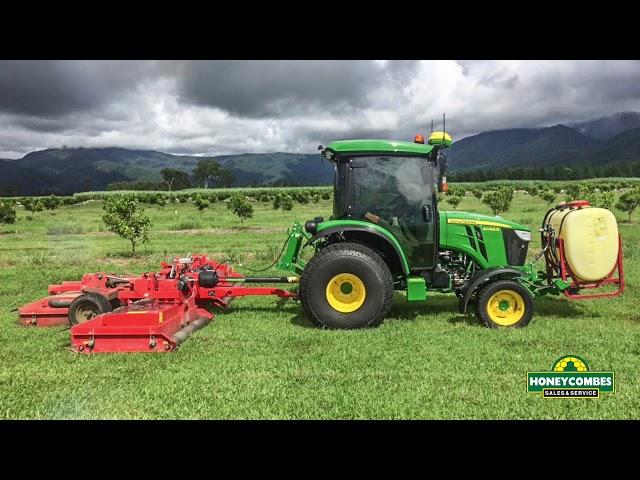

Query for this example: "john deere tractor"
[276,131,624,329]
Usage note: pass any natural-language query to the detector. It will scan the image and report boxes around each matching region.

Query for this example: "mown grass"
[1,192,639,419]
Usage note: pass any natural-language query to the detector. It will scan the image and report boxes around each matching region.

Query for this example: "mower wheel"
[475,280,534,329]
[68,293,113,325]
[299,242,394,329]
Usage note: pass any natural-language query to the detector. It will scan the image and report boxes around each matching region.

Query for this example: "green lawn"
[1,192,639,419]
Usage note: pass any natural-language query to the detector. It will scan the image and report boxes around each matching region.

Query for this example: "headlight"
[514,230,531,242]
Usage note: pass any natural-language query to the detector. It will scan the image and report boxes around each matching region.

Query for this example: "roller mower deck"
[18,255,297,353]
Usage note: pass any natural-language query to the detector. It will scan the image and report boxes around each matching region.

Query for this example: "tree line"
[439,181,640,222]
[106,159,236,191]
[450,161,640,182]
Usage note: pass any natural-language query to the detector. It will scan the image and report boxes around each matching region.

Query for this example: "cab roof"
[325,139,434,156]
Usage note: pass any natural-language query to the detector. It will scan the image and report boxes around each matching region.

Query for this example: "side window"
[353,157,391,216]
[393,159,434,222]
[353,156,433,223]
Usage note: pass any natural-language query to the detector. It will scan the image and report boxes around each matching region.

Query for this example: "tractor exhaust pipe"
[170,316,211,347]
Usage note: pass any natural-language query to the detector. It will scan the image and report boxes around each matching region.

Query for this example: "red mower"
[18,255,298,353]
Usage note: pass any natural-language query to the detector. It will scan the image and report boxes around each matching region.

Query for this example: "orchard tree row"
[101,193,257,255]
[74,188,332,207]
[450,162,640,182]
[441,182,640,221]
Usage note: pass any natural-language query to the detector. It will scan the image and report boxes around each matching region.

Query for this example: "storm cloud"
[1,60,640,158]
[0,60,161,116]
[177,60,420,117]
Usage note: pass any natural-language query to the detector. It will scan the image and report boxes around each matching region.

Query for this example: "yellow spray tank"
[544,201,619,282]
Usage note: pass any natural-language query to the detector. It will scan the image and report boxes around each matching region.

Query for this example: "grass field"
[1,191,639,419]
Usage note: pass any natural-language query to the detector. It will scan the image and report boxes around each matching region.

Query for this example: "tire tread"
[299,242,394,329]
[68,292,112,325]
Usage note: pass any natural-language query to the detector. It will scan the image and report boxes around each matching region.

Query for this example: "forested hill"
[1,149,331,195]
[5,111,640,195]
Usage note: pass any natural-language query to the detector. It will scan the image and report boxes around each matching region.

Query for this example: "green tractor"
[276,131,624,329]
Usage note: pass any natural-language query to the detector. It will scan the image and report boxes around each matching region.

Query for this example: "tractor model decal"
[447,218,514,229]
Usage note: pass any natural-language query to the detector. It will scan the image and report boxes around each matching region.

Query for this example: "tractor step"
[70,300,213,353]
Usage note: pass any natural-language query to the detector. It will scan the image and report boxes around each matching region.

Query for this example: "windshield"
[351,155,436,223]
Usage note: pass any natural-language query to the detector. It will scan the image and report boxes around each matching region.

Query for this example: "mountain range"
[0,150,331,196]
[446,111,640,170]
[3,111,640,195]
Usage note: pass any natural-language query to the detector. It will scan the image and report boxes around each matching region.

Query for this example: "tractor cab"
[318,133,452,270]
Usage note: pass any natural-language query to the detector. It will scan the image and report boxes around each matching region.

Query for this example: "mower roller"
[18,122,625,352]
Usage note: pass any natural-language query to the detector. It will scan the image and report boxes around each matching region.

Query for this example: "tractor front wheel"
[68,293,113,325]
[299,242,394,329]
[475,279,534,328]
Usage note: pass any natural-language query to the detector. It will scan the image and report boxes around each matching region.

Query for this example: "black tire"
[68,293,112,325]
[299,242,394,329]
[475,279,534,329]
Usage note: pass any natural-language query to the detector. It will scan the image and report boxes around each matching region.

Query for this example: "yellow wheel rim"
[486,289,525,326]
[325,273,366,313]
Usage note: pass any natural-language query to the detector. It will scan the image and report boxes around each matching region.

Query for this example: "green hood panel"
[439,211,530,269]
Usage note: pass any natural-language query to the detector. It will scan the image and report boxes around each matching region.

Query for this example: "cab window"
[351,155,435,223]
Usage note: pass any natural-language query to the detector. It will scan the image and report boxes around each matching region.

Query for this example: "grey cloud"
[0,60,159,116]
[9,116,71,133]
[456,60,481,76]
[3,60,640,159]
[573,63,640,103]
[477,72,519,89]
[295,126,397,149]
[177,60,419,117]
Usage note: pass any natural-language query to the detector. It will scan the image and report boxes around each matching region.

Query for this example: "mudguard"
[458,266,528,313]
[305,225,410,275]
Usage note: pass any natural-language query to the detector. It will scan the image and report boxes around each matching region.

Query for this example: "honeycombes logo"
[527,355,615,398]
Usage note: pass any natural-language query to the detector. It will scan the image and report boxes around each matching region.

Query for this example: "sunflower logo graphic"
[527,355,614,398]
[552,356,588,372]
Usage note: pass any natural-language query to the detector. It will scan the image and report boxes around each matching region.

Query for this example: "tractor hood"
[439,211,531,268]
[442,211,530,232]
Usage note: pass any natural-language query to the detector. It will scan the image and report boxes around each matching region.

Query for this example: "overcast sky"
[1,60,640,159]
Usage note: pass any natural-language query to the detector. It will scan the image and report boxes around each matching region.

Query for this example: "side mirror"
[437,150,447,192]
[439,153,447,176]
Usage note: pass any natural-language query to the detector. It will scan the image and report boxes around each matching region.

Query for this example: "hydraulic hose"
[238,236,290,273]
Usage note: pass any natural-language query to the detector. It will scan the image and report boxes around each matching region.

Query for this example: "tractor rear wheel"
[68,293,112,325]
[299,242,394,329]
[475,280,534,328]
